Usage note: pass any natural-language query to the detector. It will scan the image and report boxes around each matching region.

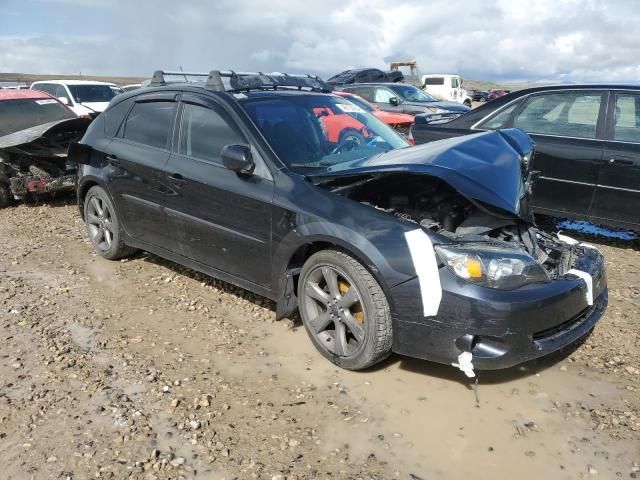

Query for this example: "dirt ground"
[0,198,638,480]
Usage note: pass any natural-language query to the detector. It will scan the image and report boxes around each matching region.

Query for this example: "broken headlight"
[435,244,550,289]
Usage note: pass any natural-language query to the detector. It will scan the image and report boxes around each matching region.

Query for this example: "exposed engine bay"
[0,118,90,205]
[324,173,579,278]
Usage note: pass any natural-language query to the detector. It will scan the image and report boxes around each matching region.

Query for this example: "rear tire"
[298,249,392,370]
[84,186,136,260]
[0,180,11,209]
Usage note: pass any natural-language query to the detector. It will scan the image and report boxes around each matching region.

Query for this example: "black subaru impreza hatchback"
[69,70,607,374]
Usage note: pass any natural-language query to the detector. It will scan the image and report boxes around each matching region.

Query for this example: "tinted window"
[104,98,133,137]
[123,101,174,149]
[33,83,55,95]
[346,87,373,101]
[423,77,445,85]
[0,98,75,135]
[513,92,603,139]
[68,84,119,103]
[478,102,520,130]
[179,103,244,162]
[613,93,640,143]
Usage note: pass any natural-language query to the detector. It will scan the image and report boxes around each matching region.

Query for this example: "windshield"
[241,94,409,173]
[68,85,122,103]
[0,98,75,136]
[339,94,374,112]
[390,85,438,103]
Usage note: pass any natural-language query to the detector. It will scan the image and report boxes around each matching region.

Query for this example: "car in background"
[421,74,472,107]
[0,89,90,207]
[333,91,415,138]
[70,70,606,374]
[471,90,490,102]
[30,80,124,118]
[340,83,470,118]
[487,89,510,101]
[409,85,640,232]
[327,68,404,86]
[122,84,142,92]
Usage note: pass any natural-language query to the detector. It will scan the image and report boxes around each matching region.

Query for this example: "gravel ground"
[0,199,638,480]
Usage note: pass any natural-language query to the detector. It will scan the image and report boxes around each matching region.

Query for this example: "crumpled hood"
[0,117,91,156]
[310,129,535,219]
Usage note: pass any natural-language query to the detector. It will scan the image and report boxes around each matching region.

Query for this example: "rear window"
[423,77,445,85]
[0,98,75,135]
[123,101,174,149]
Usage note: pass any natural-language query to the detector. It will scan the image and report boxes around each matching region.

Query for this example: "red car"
[334,91,414,135]
[487,89,511,101]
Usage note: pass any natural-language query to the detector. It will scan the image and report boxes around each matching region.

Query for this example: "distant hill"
[0,72,147,86]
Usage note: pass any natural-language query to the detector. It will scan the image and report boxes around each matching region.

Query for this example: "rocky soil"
[0,199,638,480]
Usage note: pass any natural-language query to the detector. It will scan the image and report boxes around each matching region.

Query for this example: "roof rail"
[149,69,332,93]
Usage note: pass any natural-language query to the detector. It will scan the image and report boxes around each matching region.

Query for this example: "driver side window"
[373,88,395,103]
[179,103,245,163]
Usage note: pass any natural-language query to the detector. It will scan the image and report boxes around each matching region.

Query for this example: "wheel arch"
[77,175,109,219]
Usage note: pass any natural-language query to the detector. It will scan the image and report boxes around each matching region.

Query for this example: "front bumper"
[390,246,607,370]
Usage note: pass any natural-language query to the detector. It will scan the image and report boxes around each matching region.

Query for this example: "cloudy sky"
[1,0,639,82]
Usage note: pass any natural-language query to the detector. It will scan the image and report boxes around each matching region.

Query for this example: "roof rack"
[149,70,332,93]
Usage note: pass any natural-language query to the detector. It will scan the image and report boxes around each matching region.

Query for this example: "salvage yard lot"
[0,200,639,479]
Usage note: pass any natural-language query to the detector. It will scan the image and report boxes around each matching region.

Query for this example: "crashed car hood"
[310,129,534,218]
[0,117,91,156]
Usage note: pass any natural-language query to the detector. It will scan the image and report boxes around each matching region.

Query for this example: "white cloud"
[1,0,640,82]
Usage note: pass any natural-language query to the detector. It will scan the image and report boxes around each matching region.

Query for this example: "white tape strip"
[567,268,593,306]
[404,229,442,317]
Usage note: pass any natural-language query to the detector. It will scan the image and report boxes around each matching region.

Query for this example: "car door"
[105,92,178,247]
[507,90,606,218]
[163,94,274,287]
[590,90,640,229]
[372,87,404,113]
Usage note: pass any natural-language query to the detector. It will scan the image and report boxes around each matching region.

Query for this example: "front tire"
[298,249,392,370]
[84,186,136,260]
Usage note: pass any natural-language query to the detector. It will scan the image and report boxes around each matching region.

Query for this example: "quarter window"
[179,103,244,162]
[123,101,174,149]
[613,93,640,143]
[477,102,519,130]
[513,92,603,139]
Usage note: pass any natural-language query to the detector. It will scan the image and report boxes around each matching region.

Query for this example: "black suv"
[70,70,607,373]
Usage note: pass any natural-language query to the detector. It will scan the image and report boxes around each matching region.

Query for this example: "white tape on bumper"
[567,268,593,306]
[404,229,442,317]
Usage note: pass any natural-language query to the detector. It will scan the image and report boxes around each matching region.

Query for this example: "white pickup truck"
[421,74,472,107]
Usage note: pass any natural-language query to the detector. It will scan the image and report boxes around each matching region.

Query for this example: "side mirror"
[221,144,254,175]
[57,96,70,105]
[389,96,400,106]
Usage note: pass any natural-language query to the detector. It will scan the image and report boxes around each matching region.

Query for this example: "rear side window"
[123,101,174,149]
[104,99,133,137]
[513,92,603,139]
[179,103,244,162]
[613,93,640,143]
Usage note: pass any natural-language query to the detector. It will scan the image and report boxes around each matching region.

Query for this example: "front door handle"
[608,157,634,166]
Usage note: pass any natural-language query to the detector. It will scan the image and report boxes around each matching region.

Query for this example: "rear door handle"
[105,154,120,166]
[608,157,634,166]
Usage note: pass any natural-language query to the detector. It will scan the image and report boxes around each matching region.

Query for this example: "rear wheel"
[298,249,392,370]
[0,180,11,209]
[84,186,136,260]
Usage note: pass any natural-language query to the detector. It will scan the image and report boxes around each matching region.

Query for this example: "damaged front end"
[0,118,90,203]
